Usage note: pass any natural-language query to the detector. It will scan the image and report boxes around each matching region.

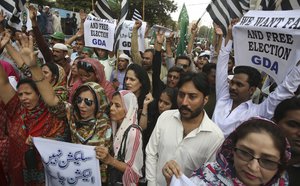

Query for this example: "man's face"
[75,40,84,52]
[52,49,66,63]
[177,81,208,121]
[196,56,208,71]
[167,71,180,88]
[95,48,108,59]
[277,110,300,155]
[142,51,153,71]
[176,59,190,72]
[118,58,129,71]
[229,73,255,104]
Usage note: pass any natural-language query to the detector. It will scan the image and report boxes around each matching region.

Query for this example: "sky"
[171,0,213,27]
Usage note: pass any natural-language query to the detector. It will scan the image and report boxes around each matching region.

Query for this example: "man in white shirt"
[146,72,224,186]
[213,22,300,137]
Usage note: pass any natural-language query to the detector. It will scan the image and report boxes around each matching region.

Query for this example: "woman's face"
[71,60,79,76]
[110,94,126,125]
[233,132,280,186]
[17,83,40,110]
[125,70,142,96]
[78,68,97,83]
[158,92,172,114]
[42,65,54,85]
[76,90,96,120]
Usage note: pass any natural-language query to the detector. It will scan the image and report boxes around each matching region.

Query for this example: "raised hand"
[0,31,11,50]
[133,20,142,30]
[191,23,198,35]
[18,34,37,67]
[0,9,7,23]
[28,5,37,22]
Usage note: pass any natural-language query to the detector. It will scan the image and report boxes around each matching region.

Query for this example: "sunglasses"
[75,96,94,106]
[77,61,94,72]
[234,147,280,170]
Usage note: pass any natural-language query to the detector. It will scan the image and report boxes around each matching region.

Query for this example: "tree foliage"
[30,0,177,29]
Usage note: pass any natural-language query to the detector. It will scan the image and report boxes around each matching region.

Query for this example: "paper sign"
[233,10,300,84]
[151,24,173,37]
[170,174,196,186]
[33,137,101,186]
[119,20,146,52]
[84,14,116,51]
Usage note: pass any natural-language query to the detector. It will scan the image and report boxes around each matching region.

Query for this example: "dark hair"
[232,118,288,172]
[233,66,261,87]
[161,87,178,109]
[229,55,235,65]
[177,72,210,96]
[17,78,39,94]
[168,66,184,74]
[42,63,59,85]
[144,48,155,56]
[273,97,300,122]
[124,64,150,109]
[72,85,99,119]
[202,63,216,75]
[175,56,192,66]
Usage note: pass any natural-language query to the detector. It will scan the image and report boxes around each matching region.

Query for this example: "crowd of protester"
[0,4,299,186]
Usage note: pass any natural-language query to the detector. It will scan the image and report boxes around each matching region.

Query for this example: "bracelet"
[18,63,32,78]
[156,42,163,45]
[33,75,45,83]
[141,112,147,116]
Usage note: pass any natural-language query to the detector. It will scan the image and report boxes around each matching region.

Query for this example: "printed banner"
[84,14,116,51]
[119,20,146,52]
[33,137,101,186]
[233,10,300,84]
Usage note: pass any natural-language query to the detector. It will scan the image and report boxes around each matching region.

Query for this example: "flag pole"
[196,10,206,25]
[142,0,145,21]
[92,0,95,11]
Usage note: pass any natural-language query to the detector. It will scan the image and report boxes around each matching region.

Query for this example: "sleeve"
[32,26,54,64]
[216,39,233,100]
[205,135,224,163]
[145,117,161,186]
[130,29,143,66]
[47,100,67,119]
[166,57,175,70]
[4,94,19,119]
[152,51,165,100]
[122,127,143,185]
[258,67,300,118]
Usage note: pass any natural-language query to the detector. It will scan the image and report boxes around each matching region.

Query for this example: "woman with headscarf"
[69,58,115,102]
[163,118,291,186]
[0,51,68,186]
[95,90,143,185]
[17,35,113,185]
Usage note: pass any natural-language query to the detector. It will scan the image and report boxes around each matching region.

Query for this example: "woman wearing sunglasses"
[95,90,143,185]
[163,118,290,186]
[13,35,113,185]
[69,58,115,102]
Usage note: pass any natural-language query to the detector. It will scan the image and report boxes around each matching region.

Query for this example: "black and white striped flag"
[94,0,114,20]
[259,0,300,10]
[0,0,26,31]
[206,0,250,36]
[114,0,128,52]
[132,9,142,21]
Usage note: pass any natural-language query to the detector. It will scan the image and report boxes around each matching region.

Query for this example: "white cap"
[53,43,68,51]
[119,53,130,61]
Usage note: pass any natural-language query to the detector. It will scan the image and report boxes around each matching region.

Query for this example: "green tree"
[30,0,177,28]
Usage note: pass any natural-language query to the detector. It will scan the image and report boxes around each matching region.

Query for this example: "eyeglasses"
[234,147,280,170]
[75,96,94,106]
[77,61,94,72]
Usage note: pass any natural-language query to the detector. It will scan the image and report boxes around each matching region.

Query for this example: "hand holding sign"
[95,146,112,165]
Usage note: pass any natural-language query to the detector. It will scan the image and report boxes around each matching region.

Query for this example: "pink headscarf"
[69,58,115,102]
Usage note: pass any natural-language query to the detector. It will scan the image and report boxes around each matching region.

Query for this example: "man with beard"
[213,20,300,137]
[273,97,300,186]
[146,72,224,186]
[110,53,130,90]
[52,43,70,74]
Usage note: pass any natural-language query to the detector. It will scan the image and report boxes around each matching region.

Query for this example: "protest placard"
[33,137,101,186]
[84,14,116,51]
[233,10,300,84]
[119,20,146,52]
